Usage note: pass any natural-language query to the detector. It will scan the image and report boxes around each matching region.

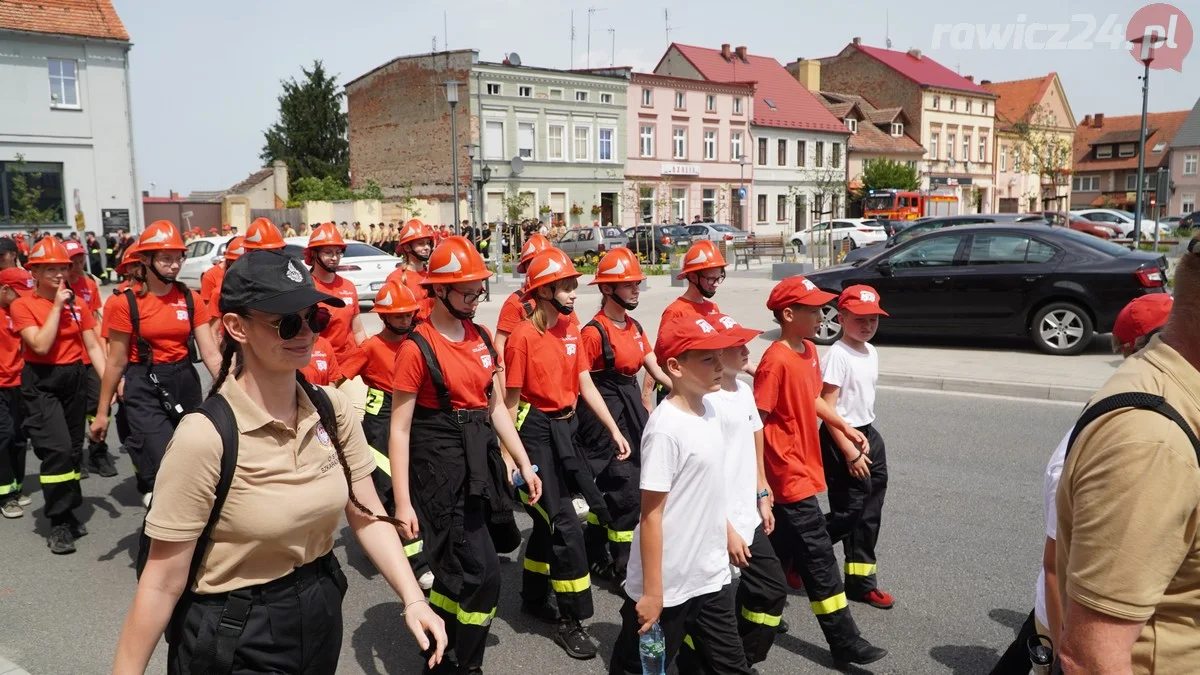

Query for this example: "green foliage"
[261,60,349,191]
[502,188,533,222]
[861,159,920,191]
[287,177,386,207]
[6,154,60,225]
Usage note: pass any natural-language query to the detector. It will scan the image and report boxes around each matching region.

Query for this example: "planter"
[771,262,815,280]
[670,267,685,288]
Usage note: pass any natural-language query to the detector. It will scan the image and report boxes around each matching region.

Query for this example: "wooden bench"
[732,235,789,270]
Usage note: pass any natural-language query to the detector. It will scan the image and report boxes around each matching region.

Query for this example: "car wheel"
[813,303,843,345]
[583,249,595,258]
[1031,302,1093,356]
[842,236,857,250]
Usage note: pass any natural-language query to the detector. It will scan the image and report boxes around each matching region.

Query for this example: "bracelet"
[401,598,429,616]
[846,451,864,465]
[756,489,770,500]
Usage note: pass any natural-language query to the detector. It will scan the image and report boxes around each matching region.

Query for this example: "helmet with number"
[243,217,286,251]
[115,242,143,275]
[589,247,646,285]
[137,220,187,253]
[397,219,435,247]
[306,222,347,251]
[517,233,553,273]
[421,236,492,285]
[223,236,246,262]
[676,239,727,279]
[63,239,86,259]
[372,279,422,314]
[25,236,72,266]
[523,248,580,294]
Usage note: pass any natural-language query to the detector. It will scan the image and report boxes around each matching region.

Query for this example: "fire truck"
[863,189,958,220]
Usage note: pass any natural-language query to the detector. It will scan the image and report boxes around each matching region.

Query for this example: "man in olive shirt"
[1057,238,1200,674]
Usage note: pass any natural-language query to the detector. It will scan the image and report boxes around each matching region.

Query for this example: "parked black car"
[623,225,694,262]
[842,214,1049,264]
[805,225,1168,355]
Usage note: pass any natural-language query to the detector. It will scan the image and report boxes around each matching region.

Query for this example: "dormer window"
[845,118,858,133]
[891,122,904,137]
[1118,143,1136,158]
[1096,145,1113,159]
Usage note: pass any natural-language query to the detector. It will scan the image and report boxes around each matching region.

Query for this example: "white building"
[0,0,140,236]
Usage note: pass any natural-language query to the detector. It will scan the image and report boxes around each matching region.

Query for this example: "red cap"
[0,267,33,295]
[1112,294,1173,345]
[838,284,889,316]
[709,313,763,343]
[63,240,86,259]
[766,276,837,311]
[654,316,747,369]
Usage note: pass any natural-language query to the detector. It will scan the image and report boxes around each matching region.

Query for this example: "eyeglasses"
[696,270,726,284]
[449,286,487,304]
[251,306,331,340]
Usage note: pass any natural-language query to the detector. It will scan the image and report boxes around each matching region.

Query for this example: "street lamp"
[738,154,747,231]
[1130,35,1157,245]
[445,81,462,236]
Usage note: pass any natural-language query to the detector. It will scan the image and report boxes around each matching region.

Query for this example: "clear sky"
[113,0,1199,195]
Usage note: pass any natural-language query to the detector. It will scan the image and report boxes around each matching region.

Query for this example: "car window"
[1056,227,1134,257]
[687,226,706,236]
[578,229,594,241]
[967,234,1034,265]
[660,225,687,237]
[712,224,737,232]
[1026,238,1058,264]
[832,221,853,230]
[603,228,624,239]
[188,241,213,258]
[888,234,962,268]
[812,222,831,232]
[344,242,385,257]
[560,230,577,242]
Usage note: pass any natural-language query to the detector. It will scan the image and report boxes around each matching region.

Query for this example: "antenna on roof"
[885,10,893,48]
[587,7,605,69]
[444,10,449,51]
[664,9,675,45]
[570,10,576,69]
[432,36,437,53]
[608,27,616,66]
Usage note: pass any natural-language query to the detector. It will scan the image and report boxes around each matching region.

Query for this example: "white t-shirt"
[821,340,878,427]
[624,399,731,608]
[1034,428,1070,628]
[707,380,764,543]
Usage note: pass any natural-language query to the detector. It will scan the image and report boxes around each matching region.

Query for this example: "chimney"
[980,79,992,85]
[721,43,732,61]
[790,58,821,92]
[272,159,289,206]
[907,48,922,60]
[852,36,862,45]
[1081,114,1093,127]
[1094,113,1104,128]
[965,75,975,83]
[735,45,748,62]
[170,190,179,200]
[141,190,149,198]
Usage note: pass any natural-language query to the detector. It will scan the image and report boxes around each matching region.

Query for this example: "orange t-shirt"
[68,275,101,314]
[301,336,343,386]
[105,286,211,364]
[0,307,23,387]
[660,296,721,324]
[505,319,586,412]
[10,294,96,365]
[201,264,225,310]
[753,340,825,503]
[581,313,649,376]
[313,273,360,361]
[392,320,498,411]
[360,333,405,392]
[496,290,580,335]
[383,266,434,321]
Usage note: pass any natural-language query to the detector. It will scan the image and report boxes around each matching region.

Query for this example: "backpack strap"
[123,288,153,366]
[408,331,452,411]
[585,319,616,371]
[187,394,240,588]
[301,379,338,431]
[177,282,200,363]
[1067,392,1200,464]
[473,322,498,401]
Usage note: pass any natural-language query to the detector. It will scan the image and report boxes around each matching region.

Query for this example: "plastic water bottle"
[512,464,539,487]
[638,621,666,675]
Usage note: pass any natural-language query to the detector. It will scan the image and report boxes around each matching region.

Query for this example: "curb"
[0,657,32,675]
[880,373,1093,403]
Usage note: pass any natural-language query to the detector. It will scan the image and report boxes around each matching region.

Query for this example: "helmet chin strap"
[315,257,339,275]
[438,292,476,320]
[604,286,639,311]
[148,254,177,285]
[550,297,574,316]
[384,318,416,336]
[409,244,431,263]
[689,275,717,299]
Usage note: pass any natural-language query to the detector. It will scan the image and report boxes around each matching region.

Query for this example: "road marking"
[880,385,1082,407]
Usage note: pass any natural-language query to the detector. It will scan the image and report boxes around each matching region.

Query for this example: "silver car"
[686,223,750,244]
[554,225,628,258]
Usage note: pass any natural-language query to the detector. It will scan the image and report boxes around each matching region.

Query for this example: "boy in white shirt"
[608,316,753,675]
[819,285,894,609]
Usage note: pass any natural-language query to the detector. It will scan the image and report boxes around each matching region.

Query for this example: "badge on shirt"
[176,310,188,321]
[565,343,577,356]
[481,354,493,368]
[315,422,332,447]
[315,359,328,372]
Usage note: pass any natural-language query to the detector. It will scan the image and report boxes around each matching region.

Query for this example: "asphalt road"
[0,387,1077,674]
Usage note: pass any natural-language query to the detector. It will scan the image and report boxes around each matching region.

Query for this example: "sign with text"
[661,163,701,176]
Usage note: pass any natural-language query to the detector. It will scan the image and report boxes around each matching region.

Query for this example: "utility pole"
[1132,33,1157,245]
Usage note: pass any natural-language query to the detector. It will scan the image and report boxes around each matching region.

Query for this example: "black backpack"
[1066,392,1200,462]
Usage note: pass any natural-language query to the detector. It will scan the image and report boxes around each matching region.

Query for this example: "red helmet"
[677,239,727,279]
[243,218,285,250]
[590,247,646,285]
[421,236,492,285]
[524,248,580,294]
[224,236,246,262]
[398,219,435,247]
[307,222,347,250]
[372,280,422,314]
[26,236,72,266]
[518,233,553,273]
[138,221,187,253]
[63,239,86,259]
[116,243,143,275]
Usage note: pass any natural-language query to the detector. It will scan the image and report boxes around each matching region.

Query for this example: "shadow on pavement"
[930,644,1001,675]
[108,475,144,509]
[772,633,874,674]
[989,607,1028,633]
[350,602,432,675]
[98,529,141,569]
[337,526,380,581]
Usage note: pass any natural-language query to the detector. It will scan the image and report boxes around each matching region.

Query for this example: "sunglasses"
[251,306,331,340]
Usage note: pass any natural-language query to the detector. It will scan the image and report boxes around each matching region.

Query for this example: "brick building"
[1070,110,1190,213]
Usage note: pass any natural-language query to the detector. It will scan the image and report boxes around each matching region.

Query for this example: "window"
[949,97,956,112]
[757,137,768,165]
[967,234,1038,265]
[931,133,940,160]
[600,92,613,104]
[1,160,65,223]
[797,140,807,167]
[1118,143,1135,158]
[907,160,917,170]
[642,88,653,106]
[575,91,589,102]
[979,135,987,162]
[1152,142,1166,152]
[706,94,716,112]
[574,126,591,161]
[932,95,940,109]
[548,124,565,160]
[704,130,717,160]
[733,97,743,114]
[982,102,989,115]
[640,125,655,157]
[1013,147,1022,171]
[962,135,971,164]
[1097,145,1113,159]
[1126,173,1155,191]
[845,118,858,133]
[1072,175,1101,191]
[757,194,767,222]
[832,143,842,169]
[778,139,787,166]
[1000,145,1007,172]
[673,128,687,159]
[672,188,687,222]
[485,120,504,159]
[639,186,656,223]
[675,91,686,109]
[777,195,787,221]
[598,128,614,161]
[891,122,904,137]
[48,58,80,108]
[702,188,716,220]
[815,141,825,167]
[947,134,956,161]
[731,131,743,162]
[1182,193,1196,213]
[1185,153,1198,176]
[889,234,962,268]
[517,122,535,159]
[550,88,563,100]
[518,86,532,98]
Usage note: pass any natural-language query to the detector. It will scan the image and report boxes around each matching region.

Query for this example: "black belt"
[413,405,489,424]
[187,552,336,606]
[591,370,637,386]
[543,405,575,420]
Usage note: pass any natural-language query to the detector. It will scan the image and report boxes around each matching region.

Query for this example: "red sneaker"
[854,588,895,609]
[785,568,805,591]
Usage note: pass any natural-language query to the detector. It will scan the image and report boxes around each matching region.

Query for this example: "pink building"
[623,72,756,228]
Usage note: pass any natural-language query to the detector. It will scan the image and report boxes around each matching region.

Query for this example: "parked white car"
[179,236,236,290]
[284,237,400,303]
[789,219,888,251]
[1069,209,1172,238]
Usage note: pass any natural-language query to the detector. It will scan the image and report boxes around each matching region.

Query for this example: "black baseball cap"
[218,249,345,315]
[0,237,17,255]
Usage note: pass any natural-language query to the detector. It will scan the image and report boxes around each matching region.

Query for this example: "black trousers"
[0,385,27,499]
[83,368,109,461]
[21,362,86,525]
[425,504,501,675]
[167,554,348,675]
[770,497,862,652]
[517,409,593,621]
[123,360,201,494]
[820,423,888,596]
[988,609,1039,675]
[360,390,426,573]
[609,584,752,675]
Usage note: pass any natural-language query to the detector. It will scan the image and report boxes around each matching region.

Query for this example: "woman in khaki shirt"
[112,249,445,674]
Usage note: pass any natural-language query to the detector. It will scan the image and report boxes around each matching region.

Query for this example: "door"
[557,229,580,256]
[731,188,744,230]
[865,231,969,332]
[953,233,1061,334]
[601,192,617,227]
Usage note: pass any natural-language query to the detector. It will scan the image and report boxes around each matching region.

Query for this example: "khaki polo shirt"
[1057,336,1200,673]
[145,378,375,594]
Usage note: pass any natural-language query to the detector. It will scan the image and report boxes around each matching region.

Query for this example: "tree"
[861,158,921,192]
[261,60,349,191]
[1010,104,1073,210]
[6,154,60,226]
[286,176,387,207]
[501,186,533,223]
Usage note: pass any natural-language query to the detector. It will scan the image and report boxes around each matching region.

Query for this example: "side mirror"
[876,259,894,277]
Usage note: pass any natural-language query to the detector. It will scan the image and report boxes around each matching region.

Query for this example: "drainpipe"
[123,42,143,235]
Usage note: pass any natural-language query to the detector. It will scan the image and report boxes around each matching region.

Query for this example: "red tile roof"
[661,43,847,133]
[1073,110,1190,173]
[851,44,992,95]
[818,92,925,156]
[981,74,1056,131]
[0,0,129,41]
